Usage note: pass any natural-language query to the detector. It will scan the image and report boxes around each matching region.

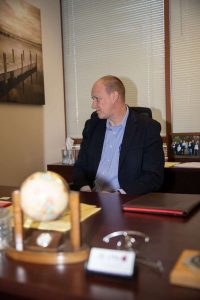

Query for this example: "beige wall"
[0,0,66,186]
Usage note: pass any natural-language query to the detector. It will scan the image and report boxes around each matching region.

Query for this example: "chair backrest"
[91,107,152,119]
[131,107,152,118]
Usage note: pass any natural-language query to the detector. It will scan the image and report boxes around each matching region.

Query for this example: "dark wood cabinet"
[162,166,200,194]
[47,163,74,183]
[47,163,200,194]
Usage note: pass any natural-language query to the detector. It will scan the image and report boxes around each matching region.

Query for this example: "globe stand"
[6,190,89,264]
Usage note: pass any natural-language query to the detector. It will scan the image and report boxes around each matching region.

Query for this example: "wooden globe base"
[6,245,89,265]
[7,189,90,265]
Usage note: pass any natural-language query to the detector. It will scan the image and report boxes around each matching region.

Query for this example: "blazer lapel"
[92,120,106,171]
[119,110,138,169]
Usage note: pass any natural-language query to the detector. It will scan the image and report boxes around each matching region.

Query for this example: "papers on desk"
[10,203,101,232]
[164,162,180,168]
[174,162,200,168]
[164,161,200,168]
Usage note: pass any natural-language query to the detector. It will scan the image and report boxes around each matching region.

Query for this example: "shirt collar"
[106,105,129,129]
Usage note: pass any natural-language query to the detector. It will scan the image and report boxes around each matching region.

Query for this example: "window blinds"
[170,0,200,133]
[61,0,166,137]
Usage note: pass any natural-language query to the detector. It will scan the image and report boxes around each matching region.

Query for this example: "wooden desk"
[0,187,200,300]
[0,186,17,196]
[162,166,200,194]
[47,163,200,194]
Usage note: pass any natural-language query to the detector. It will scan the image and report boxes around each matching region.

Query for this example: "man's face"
[91,80,115,119]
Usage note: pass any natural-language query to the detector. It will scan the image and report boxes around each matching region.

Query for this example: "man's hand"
[80,185,92,192]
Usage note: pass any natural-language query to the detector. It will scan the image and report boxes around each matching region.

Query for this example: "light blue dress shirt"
[94,107,129,192]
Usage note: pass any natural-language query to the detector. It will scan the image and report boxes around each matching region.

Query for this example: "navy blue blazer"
[73,108,165,195]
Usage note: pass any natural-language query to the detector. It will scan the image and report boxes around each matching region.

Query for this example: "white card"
[86,247,136,278]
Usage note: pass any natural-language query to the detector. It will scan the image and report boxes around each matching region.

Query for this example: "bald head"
[98,75,125,101]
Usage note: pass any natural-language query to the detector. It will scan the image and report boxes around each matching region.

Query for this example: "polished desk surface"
[0,186,200,300]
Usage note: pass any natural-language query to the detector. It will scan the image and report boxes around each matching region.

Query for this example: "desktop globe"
[20,171,69,222]
[6,171,89,266]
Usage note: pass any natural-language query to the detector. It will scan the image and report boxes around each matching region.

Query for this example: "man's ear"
[112,91,119,102]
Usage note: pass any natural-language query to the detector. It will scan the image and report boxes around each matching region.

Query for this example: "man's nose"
[91,100,97,109]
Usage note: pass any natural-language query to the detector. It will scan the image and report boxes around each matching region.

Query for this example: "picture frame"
[171,133,200,161]
[0,0,45,105]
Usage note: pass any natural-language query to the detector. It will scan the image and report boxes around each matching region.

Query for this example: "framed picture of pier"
[0,0,45,105]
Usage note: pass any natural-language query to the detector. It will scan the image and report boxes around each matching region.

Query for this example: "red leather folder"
[0,200,12,208]
[123,193,200,217]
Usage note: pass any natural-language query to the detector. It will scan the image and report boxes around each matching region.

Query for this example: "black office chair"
[131,107,152,118]
[91,107,152,119]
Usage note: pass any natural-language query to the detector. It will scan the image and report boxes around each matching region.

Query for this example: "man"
[73,75,164,195]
